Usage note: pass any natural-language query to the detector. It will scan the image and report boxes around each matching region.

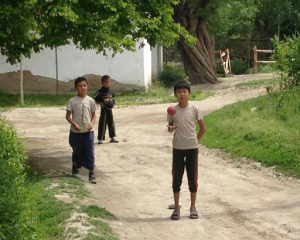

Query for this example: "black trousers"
[69,131,95,171]
[98,107,116,141]
[172,148,199,193]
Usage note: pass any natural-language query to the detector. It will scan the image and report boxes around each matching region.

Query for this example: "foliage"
[272,35,300,89]
[248,64,275,74]
[201,87,300,177]
[159,64,188,87]
[204,0,258,45]
[0,0,38,63]
[0,116,36,240]
[255,0,300,37]
[0,0,192,64]
[231,58,249,75]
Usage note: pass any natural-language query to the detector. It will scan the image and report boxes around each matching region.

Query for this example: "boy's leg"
[83,131,97,184]
[69,131,81,174]
[186,148,199,210]
[98,108,107,141]
[172,149,185,209]
[106,109,116,139]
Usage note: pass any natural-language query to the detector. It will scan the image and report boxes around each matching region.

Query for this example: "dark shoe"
[72,165,79,176]
[110,138,119,143]
[89,171,97,184]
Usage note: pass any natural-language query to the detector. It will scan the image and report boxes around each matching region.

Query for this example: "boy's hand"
[87,122,94,131]
[167,123,177,132]
[72,122,81,131]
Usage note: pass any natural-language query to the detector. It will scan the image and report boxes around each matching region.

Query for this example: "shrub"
[272,35,300,89]
[0,115,36,240]
[160,64,188,86]
[231,58,249,75]
[215,62,225,76]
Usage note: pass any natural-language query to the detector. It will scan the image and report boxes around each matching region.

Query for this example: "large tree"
[0,0,192,64]
[174,0,217,84]
[173,0,261,84]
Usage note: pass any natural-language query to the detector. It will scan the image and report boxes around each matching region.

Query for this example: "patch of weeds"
[81,205,118,220]
[235,78,280,89]
[28,173,75,239]
[59,176,90,200]
[85,219,119,240]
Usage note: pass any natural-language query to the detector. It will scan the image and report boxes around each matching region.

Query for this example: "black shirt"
[94,87,115,109]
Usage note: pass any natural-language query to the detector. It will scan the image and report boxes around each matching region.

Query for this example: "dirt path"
[4,74,300,240]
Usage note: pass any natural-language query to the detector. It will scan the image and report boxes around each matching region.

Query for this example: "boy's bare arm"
[197,119,206,141]
[87,111,96,130]
[66,111,80,130]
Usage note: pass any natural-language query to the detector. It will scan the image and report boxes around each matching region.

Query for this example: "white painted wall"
[0,40,160,88]
[151,45,163,81]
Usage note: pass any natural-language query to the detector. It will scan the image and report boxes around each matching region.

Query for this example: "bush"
[272,35,300,89]
[160,64,188,86]
[215,61,225,76]
[231,58,249,75]
[0,115,36,239]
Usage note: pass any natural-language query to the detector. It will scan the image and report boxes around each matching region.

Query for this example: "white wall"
[151,45,163,81]
[0,40,158,88]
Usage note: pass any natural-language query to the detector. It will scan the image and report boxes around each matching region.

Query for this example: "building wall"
[151,45,163,81]
[0,40,159,88]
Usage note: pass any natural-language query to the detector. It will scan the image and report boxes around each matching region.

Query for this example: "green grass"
[0,84,210,109]
[83,219,119,240]
[81,205,117,220]
[28,173,75,239]
[248,64,275,74]
[116,84,211,107]
[0,92,73,108]
[27,171,119,239]
[235,78,280,89]
[201,87,300,177]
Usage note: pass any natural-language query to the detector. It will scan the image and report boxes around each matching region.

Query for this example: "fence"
[253,45,275,73]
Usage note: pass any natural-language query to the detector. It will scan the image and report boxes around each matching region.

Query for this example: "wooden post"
[20,57,24,105]
[226,49,232,75]
[55,47,58,95]
[253,45,258,74]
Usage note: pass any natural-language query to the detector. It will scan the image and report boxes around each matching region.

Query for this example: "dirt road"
[4,75,300,240]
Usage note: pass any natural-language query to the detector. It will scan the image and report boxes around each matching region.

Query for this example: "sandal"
[170,209,180,220]
[189,208,199,219]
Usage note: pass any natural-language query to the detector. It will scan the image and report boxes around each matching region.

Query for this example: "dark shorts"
[172,148,198,193]
[69,131,95,171]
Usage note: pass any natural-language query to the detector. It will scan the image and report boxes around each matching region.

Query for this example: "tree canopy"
[0,0,192,64]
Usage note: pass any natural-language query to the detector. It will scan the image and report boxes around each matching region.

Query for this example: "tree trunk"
[174,2,217,84]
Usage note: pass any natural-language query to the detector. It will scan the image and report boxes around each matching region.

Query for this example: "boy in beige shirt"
[167,81,206,220]
[66,77,97,183]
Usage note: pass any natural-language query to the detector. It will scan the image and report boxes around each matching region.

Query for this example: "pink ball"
[167,106,176,115]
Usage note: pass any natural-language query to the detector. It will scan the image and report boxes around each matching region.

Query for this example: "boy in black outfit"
[94,75,118,144]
